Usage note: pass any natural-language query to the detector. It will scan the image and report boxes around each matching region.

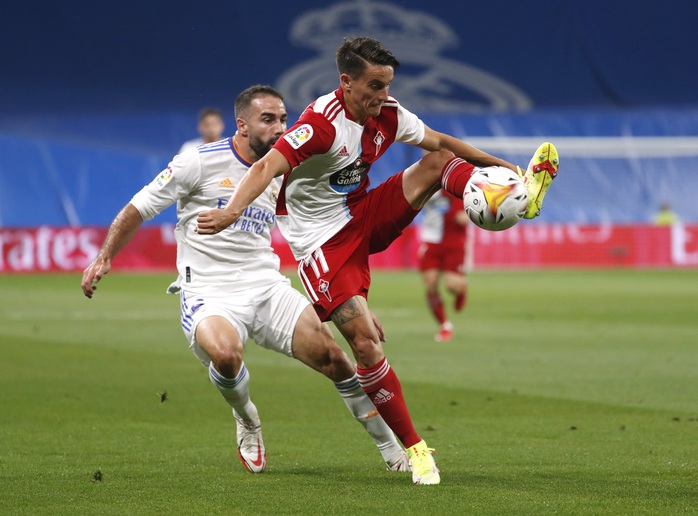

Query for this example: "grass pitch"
[1,269,697,514]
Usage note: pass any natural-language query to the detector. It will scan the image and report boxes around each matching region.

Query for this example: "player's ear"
[236,117,248,137]
[340,73,352,92]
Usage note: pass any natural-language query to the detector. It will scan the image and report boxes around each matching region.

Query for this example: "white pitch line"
[464,136,698,158]
[3,310,175,321]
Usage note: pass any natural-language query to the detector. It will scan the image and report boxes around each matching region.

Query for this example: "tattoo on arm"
[331,297,366,326]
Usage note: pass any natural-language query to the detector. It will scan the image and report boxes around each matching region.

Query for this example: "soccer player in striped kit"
[197,38,559,485]
[82,85,410,475]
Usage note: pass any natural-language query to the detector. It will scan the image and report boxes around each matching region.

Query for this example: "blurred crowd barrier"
[2,223,696,273]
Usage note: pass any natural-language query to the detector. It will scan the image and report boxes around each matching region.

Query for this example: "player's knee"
[420,149,455,176]
[324,345,355,382]
[349,334,383,368]
[210,346,243,379]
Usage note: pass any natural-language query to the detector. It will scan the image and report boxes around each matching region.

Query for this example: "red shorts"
[417,242,466,274]
[298,172,418,321]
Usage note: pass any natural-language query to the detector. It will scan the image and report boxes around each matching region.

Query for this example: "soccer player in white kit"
[81,85,410,474]
[197,39,559,485]
[178,107,225,154]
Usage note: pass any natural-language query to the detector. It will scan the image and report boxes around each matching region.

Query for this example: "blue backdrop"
[1,0,697,226]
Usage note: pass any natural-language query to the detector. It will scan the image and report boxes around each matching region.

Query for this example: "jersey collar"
[230,136,254,167]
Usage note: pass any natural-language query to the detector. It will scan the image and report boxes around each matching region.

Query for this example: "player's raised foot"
[435,322,453,342]
[517,142,559,219]
[406,440,440,485]
[385,449,412,472]
[234,411,267,473]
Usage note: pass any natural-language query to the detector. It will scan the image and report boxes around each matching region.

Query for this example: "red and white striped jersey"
[273,87,425,260]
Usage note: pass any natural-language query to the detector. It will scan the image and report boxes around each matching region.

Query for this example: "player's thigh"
[289,305,355,380]
[402,149,455,209]
[249,280,308,358]
[180,290,250,367]
[194,315,245,365]
[421,268,441,294]
[444,270,467,293]
[362,172,420,254]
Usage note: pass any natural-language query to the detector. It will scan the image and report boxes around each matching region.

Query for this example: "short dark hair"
[234,85,284,120]
[198,107,223,122]
[336,37,400,79]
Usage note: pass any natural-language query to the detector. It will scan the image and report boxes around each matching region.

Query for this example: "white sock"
[334,374,403,463]
[208,362,259,423]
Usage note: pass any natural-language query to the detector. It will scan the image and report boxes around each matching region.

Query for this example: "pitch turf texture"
[1,270,697,515]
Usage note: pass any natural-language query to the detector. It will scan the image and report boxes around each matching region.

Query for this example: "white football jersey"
[273,88,425,260]
[130,138,285,293]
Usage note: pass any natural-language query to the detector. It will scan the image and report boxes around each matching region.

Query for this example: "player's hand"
[81,256,111,299]
[370,311,386,342]
[196,209,237,235]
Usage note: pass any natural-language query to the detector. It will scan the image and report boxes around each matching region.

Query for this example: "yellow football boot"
[517,142,559,219]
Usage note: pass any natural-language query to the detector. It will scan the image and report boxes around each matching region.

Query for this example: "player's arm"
[196,148,291,235]
[81,203,143,298]
[418,125,518,172]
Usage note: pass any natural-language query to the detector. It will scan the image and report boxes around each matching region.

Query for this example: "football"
[463,166,528,231]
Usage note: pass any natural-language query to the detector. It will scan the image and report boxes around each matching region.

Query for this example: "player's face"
[198,114,225,142]
[245,96,288,159]
[342,64,394,124]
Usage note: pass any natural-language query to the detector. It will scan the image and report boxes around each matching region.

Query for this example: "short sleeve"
[129,149,201,220]
[395,102,425,145]
[274,111,336,168]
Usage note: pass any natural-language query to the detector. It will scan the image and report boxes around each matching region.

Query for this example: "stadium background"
[2,0,698,272]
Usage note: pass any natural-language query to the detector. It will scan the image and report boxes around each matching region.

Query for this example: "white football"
[463,166,528,231]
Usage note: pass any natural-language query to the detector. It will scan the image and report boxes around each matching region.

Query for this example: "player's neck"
[345,103,367,125]
[232,135,257,164]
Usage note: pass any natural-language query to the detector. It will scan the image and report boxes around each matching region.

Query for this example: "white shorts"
[179,278,309,366]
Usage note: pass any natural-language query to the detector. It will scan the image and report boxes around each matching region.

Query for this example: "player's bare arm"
[418,125,518,172]
[196,149,290,235]
[81,203,143,298]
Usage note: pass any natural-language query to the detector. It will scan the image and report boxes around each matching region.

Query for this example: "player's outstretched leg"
[518,142,559,219]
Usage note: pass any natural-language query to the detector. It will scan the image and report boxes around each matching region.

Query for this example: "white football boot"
[234,410,267,473]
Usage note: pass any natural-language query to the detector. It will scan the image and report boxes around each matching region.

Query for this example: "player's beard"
[249,134,278,160]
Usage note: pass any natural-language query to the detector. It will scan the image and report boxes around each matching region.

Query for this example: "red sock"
[441,157,476,198]
[427,293,447,324]
[356,358,421,448]
[455,288,467,312]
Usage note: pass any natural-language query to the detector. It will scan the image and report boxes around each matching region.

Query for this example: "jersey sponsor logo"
[230,205,276,235]
[155,167,173,188]
[338,145,349,157]
[283,124,313,149]
[329,158,368,193]
[219,178,235,189]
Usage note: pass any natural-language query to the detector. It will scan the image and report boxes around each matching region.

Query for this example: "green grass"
[1,270,697,514]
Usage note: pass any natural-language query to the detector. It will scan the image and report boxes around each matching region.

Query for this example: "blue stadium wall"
[1,0,697,226]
